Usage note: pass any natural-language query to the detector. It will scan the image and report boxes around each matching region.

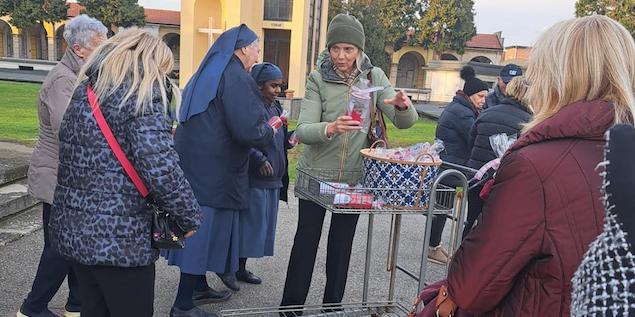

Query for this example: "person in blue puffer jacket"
[48,29,202,317]
[428,66,489,265]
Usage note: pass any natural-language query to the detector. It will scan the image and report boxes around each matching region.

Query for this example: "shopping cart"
[220,162,488,317]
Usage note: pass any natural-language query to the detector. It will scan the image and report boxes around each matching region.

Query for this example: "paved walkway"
[0,68,48,84]
[0,199,455,317]
[0,59,54,83]
[0,60,56,72]
[414,102,445,120]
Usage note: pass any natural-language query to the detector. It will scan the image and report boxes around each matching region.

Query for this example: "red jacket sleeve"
[447,150,545,314]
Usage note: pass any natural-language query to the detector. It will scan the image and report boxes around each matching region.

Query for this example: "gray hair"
[63,14,108,49]
[356,51,365,72]
[248,38,260,49]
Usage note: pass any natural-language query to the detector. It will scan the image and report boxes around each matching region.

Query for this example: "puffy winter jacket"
[296,50,418,180]
[435,93,479,166]
[49,74,202,268]
[447,100,611,316]
[28,48,84,204]
[466,97,532,170]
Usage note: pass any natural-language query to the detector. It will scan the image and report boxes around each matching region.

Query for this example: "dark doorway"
[263,29,291,89]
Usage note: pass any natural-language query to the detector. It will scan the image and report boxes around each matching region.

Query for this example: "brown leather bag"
[436,285,458,317]
[366,71,391,147]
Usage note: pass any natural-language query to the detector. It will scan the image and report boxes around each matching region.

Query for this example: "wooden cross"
[198,17,224,48]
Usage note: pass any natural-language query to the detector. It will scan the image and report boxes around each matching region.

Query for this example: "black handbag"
[148,199,186,249]
[87,84,186,250]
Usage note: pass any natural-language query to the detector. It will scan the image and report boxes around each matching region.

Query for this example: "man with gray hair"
[19,14,107,317]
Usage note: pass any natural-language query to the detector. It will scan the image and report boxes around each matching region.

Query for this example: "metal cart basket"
[221,162,487,317]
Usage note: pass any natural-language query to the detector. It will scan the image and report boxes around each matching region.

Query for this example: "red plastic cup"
[288,131,299,147]
[268,116,283,129]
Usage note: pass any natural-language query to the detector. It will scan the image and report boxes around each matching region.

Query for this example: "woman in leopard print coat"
[48,29,203,316]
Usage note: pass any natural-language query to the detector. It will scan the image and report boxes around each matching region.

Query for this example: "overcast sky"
[473,0,577,46]
[75,0,577,47]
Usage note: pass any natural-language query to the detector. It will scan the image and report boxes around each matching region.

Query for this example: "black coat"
[436,94,479,166]
[484,84,504,110]
[466,97,532,170]
[174,55,274,210]
[248,100,293,202]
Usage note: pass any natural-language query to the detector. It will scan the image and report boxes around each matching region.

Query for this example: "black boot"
[236,270,262,284]
[216,272,240,291]
[192,288,232,305]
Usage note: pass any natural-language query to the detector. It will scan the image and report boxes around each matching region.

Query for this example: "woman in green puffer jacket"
[280,14,418,308]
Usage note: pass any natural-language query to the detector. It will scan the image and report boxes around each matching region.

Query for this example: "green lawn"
[0,81,41,145]
[0,80,438,182]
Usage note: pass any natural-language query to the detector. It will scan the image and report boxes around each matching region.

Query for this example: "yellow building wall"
[179,0,328,97]
[0,16,19,34]
[180,0,223,86]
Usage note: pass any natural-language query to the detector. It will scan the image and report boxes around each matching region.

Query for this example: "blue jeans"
[21,203,81,315]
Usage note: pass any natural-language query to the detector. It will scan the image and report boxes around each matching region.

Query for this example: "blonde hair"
[523,15,635,132]
[505,76,528,104]
[77,28,179,116]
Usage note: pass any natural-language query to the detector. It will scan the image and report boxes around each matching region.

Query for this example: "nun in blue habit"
[235,63,293,285]
[164,24,275,317]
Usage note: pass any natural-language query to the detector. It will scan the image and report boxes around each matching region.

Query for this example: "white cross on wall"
[198,17,224,48]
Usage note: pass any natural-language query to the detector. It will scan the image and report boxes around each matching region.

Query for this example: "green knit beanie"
[326,14,365,51]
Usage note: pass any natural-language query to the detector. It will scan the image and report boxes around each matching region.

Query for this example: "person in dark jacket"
[571,124,635,317]
[463,76,533,237]
[442,15,635,317]
[48,29,203,317]
[429,65,488,264]
[235,62,293,285]
[20,14,107,317]
[165,24,275,317]
[483,64,522,110]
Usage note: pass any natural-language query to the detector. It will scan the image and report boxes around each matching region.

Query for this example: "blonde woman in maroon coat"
[441,15,635,317]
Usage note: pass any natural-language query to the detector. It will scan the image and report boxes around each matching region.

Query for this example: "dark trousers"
[463,185,485,239]
[281,199,359,306]
[429,190,451,247]
[71,263,155,317]
[429,215,447,247]
[22,203,81,315]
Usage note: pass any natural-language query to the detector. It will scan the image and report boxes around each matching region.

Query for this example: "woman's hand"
[326,116,362,138]
[384,90,411,110]
[259,161,274,177]
[184,230,196,238]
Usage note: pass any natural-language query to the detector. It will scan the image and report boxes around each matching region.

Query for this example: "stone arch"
[25,24,47,59]
[440,53,458,61]
[55,24,67,60]
[162,33,180,75]
[396,51,425,89]
[470,55,492,64]
[0,19,13,57]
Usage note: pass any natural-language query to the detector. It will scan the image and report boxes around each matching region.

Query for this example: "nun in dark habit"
[164,24,276,317]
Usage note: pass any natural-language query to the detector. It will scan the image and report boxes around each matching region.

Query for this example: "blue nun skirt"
[239,187,280,258]
[163,206,240,275]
